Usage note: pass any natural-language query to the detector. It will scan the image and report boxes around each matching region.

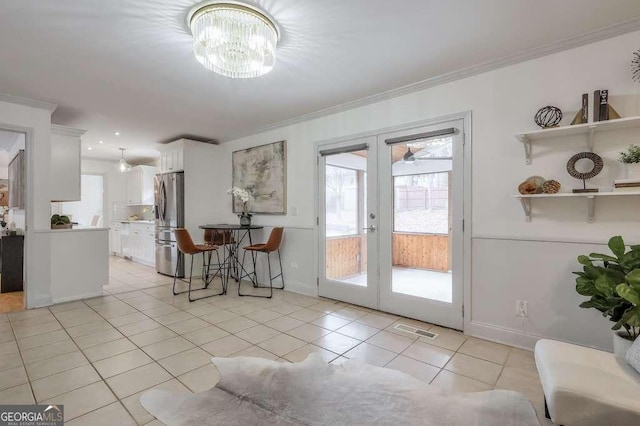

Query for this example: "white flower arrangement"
[227,187,250,213]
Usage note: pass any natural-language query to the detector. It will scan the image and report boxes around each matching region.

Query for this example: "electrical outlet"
[516,300,528,317]
[290,262,298,269]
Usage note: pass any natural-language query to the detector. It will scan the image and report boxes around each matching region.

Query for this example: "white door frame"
[314,112,472,331]
[0,122,33,310]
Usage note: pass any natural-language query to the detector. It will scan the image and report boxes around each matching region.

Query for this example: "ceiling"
[1,1,640,162]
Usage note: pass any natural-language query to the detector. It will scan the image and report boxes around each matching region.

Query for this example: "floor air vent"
[394,323,438,339]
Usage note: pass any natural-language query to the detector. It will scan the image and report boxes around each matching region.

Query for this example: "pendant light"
[118,148,131,173]
[403,147,415,163]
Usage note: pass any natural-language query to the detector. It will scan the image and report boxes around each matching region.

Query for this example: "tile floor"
[0,257,551,425]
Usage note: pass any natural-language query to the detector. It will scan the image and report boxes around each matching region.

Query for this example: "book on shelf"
[614,178,640,185]
[599,89,609,121]
[593,90,600,122]
[581,93,588,124]
[613,187,640,192]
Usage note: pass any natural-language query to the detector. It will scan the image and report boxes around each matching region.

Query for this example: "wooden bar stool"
[240,227,284,298]
[173,228,225,302]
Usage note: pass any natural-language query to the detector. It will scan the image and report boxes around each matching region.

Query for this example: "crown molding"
[51,124,86,137]
[0,93,57,113]
[226,17,640,142]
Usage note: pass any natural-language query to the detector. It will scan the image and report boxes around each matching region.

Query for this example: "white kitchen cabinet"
[50,124,85,202]
[158,139,192,173]
[110,221,122,255]
[129,223,155,266]
[126,165,157,204]
[159,148,184,173]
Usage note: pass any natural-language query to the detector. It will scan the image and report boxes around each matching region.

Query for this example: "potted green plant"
[51,214,72,229]
[618,144,640,180]
[574,236,640,356]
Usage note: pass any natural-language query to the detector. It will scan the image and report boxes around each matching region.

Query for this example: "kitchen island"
[38,227,109,303]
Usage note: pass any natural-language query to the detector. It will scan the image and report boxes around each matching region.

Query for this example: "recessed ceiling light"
[88,146,93,151]
[114,131,120,136]
[99,140,104,144]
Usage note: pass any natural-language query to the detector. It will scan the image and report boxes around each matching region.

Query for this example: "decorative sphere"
[534,106,563,128]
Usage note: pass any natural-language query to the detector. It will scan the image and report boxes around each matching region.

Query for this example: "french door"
[318,120,465,330]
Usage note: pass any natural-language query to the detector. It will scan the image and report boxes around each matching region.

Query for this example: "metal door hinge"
[316,277,319,287]
[462,133,466,145]
[317,217,319,226]
[462,219,465,232]
[462,304,465,318]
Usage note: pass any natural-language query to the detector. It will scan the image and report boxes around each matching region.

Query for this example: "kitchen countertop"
[118,220,155,224]
[35,226,110,233]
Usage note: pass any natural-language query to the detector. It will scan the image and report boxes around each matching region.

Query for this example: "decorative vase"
[624,163,640,180]
[613,331,634,358]
[239,213,252,226]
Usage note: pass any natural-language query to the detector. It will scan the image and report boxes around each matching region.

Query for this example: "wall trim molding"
[51,124,86,138]
[285,279,317,297]
[472,234,634,246]
[468,321,548,351]
[468,320,610,352]
[52,291,104,305]
[226,17,640,142]
[28,294,52,309]
[0,93,57,113]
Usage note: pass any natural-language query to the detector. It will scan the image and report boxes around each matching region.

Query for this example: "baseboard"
[467,320,544,351]
[284,279,318,297]
[26,294,53,309]
[52,291,104,305]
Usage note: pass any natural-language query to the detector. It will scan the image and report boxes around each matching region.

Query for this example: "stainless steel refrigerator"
[155,171,185,277]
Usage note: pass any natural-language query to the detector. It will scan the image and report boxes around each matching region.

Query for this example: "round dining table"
[198,224,264,284]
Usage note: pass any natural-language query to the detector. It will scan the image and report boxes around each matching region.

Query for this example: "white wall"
[208,30,640,351]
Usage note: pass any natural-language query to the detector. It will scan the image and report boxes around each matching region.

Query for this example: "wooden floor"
[0,291,24,314]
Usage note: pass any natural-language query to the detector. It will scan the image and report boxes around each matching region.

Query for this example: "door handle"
[363,225,376,232]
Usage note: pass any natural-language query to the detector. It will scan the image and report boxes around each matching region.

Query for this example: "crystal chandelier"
[188,1,279,78]
[118,148,131,173]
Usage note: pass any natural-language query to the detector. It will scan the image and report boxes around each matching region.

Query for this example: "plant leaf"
[626,269,640,286]
[575,277,596,296]
[620,250,640,272]
[595,274,615,297]
[589,253,619,263]
[622,307,640,328]
[577,255,593,266]
[616,284,640,305]
[608,236,626,259]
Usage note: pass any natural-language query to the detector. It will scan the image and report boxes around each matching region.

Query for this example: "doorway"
[317,117,468,330]
[0,128,27,314]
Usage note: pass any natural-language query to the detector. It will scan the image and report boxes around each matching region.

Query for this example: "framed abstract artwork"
[232,140,286,214]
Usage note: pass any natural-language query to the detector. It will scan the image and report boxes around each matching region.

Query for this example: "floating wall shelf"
[512,192,640,223]
[515,116,640,164]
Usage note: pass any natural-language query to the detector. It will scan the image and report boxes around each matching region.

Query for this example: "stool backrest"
[204,229,233,245]
[263,227,284,252]
[174,228,197,255]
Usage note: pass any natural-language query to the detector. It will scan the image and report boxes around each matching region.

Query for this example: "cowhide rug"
[140,354,539,425]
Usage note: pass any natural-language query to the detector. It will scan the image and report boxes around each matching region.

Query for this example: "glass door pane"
[378,122,464,330]
[318,138,377,309]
